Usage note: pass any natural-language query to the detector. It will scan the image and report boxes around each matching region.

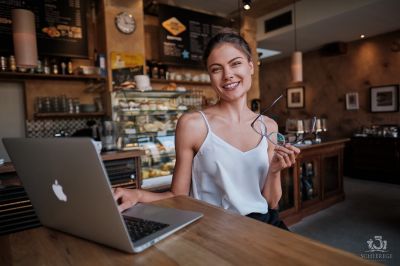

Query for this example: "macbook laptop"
[3,137,203,253]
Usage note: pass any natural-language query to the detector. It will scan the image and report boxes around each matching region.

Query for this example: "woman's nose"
[223,68,234,80]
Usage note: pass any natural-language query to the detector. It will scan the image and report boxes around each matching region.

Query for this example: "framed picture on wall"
[370,85,399,112]
[287,86,305,108]
[346,92,359,110]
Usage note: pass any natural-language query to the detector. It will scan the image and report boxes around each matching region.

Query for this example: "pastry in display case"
[112,90,200,189]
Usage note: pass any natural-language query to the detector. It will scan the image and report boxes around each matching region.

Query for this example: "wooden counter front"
[0,196,376,266]
[280,139,350,225]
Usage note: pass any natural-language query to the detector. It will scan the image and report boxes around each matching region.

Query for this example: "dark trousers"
[246,209,290,231]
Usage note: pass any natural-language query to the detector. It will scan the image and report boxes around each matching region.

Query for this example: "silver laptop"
[3,137,202,253]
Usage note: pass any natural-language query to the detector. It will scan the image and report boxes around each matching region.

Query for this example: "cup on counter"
[192,75,200,82]
[175,74,183,81]
[200,73,210,83]
[134,75,152,91]
[100,121,118,151]
[184,73,192,81]
[169,72,176,80]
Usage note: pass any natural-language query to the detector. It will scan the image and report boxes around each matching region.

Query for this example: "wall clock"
[115,12,136,34]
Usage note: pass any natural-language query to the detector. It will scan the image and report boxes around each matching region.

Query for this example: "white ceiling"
[158,0,400,61]
[257,0,400,61]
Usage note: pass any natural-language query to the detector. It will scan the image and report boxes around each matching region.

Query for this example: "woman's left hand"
[269,144,300,173]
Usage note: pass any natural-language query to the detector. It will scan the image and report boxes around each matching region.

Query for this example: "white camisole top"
[190,111,270,215]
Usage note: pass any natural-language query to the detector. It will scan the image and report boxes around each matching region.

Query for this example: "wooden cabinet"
[0,150,143,235]
[0,72,108,120]
[279,139,348,225]
[345,137,400,184]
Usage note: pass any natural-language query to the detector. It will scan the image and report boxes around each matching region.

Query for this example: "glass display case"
[112,90,202,189]
[299,159,320,205]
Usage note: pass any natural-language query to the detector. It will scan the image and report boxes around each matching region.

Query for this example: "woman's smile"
[222,81,240,90]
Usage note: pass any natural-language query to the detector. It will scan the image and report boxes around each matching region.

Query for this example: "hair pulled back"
[203,29,252,67]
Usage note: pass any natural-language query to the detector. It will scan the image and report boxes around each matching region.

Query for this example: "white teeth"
[223,82,239,89]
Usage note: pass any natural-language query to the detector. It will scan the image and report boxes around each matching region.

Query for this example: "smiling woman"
[113,31,300,231]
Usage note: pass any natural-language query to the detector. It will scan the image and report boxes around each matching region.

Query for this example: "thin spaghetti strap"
[198,111,211,132]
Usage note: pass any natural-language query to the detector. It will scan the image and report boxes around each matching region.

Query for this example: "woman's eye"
[232,61,242,67]
[210,67,222,73]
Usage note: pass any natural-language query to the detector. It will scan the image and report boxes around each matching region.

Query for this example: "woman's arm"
[262,119,300,209]
[113,112,203,212]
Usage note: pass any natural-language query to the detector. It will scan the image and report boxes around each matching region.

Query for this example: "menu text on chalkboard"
[158,4,232,66]
[0,0,88,58]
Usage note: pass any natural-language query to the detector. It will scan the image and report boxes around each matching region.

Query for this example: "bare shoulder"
[176,111,207,149]
[261,115,278,132]
[176,111,204,131]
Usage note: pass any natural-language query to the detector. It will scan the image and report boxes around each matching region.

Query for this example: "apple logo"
[52,179,67,202]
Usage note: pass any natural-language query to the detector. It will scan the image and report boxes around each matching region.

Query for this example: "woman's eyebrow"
[208,56,244,69]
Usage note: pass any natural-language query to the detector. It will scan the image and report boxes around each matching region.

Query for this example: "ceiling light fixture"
[291,0,303,83]
[243,0,251,10]
[360,34,365,39]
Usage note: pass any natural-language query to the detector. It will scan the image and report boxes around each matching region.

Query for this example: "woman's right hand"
[113,187,142,212]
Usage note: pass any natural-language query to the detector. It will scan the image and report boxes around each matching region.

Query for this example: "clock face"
[115,12,136,34]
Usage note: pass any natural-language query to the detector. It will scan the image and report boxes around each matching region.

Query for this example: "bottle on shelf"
[60,62,67,75]
[67,60,73,75]
[0,56,7,71]
[36,59,43,73]
[9,55,16,72]
[43,57,50,74]
[151,63,159,79]
[158,64,167,79]
[51,59,58,74]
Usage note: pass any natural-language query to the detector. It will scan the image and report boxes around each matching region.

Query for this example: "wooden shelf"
[113,89,190,98]
[0,71,106,81]
[0,162,16,174]
[34,112,106,118]
[150,78,210,86]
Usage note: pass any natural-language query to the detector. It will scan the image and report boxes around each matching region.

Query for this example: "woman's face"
[207,43,254,102]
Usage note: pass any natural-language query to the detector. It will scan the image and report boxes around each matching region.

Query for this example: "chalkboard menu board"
[158,4,232,66]
[0,0,88,58]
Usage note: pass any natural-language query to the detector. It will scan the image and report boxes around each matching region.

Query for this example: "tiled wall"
[26,118,101,138]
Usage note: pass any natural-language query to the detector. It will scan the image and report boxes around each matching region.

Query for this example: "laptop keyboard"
[124,216,169,242]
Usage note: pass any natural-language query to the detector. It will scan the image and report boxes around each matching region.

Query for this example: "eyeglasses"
[251,94,317,146]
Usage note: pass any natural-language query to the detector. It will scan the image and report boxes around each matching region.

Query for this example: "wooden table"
[0,196,376,266]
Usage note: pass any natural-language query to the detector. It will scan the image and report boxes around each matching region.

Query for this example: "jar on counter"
[9,55,16,72]
[36,59,43,73]
[43,58,50,74]
[151,64,159,79]
[67,61,73,75]
[52,62,58,74]
[73,98,80,113]
[60,62,66,75]
[0,56,7,71]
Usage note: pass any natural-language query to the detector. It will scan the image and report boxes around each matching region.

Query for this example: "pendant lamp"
[243,0,251,10]
[291,1,302,83]
[12,9,38,68]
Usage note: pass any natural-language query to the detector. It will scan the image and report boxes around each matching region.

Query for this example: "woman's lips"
[222,81,240,90]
